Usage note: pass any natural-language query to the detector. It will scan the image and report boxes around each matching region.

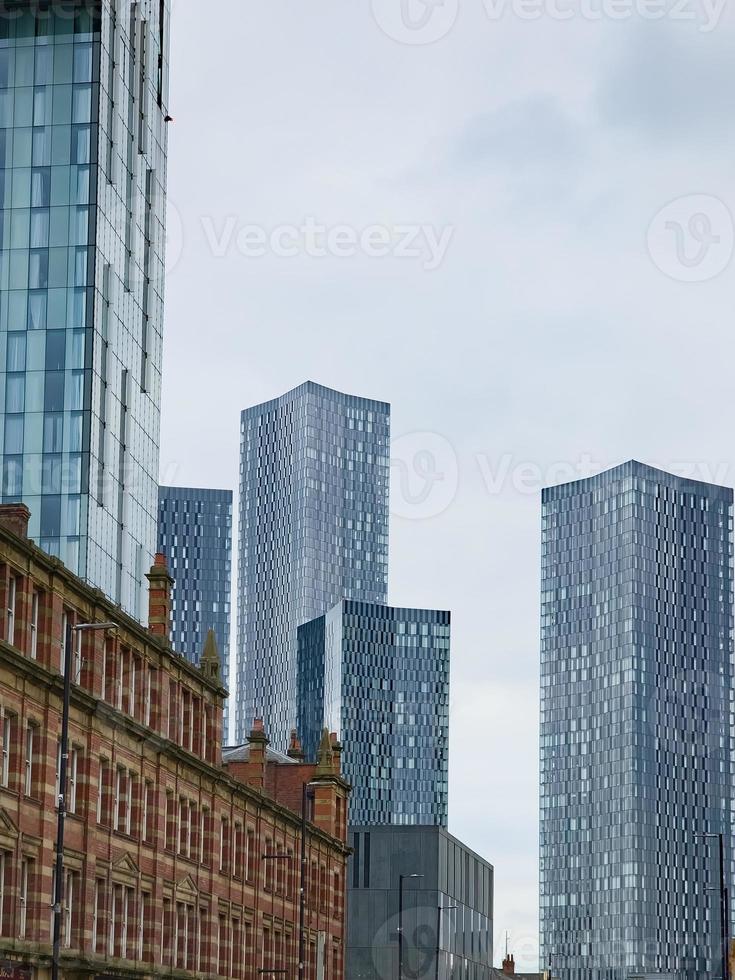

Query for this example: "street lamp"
[399,873,425,980]
[298,781,319,980]
[695,832,730,980]
[435,904,458,980]
[51,621,116,980]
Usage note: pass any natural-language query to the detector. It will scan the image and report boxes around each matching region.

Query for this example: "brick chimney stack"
[0,504,31,539]
[243,719,269,790]
[146,553,173,647]
[503,955,516,976]
[310,728,350,840]
[287,729,305,761]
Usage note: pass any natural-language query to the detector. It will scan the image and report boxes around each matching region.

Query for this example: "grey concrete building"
[347,825,494,980]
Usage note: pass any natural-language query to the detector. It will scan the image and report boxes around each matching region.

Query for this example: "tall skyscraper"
[297,599,450,826]
[158,486,233,732]
[236,381,390,747]
[0,0,170,618]
[540,461,734,980]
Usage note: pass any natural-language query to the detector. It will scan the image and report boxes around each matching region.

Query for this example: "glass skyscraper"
[0,0,170,618]
[157,486,232,732]
[297,599,450,826]
[540,460,734,980]
[236,381,390,748]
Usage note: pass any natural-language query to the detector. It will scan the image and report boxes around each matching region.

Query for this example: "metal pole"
[726,885,731,980]
[435,905,441,980]
[720,834,729,980]
[298,782,308,980]
[399,875,405,980]
[51,617,73,980]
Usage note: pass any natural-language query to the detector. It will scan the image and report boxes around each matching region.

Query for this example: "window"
[6,576,16,644]
[202,704,209,761]
[179,798,190,856]
[1,713,13,788]
[200,807,209,865]
[60,611,69,676]
[165,790,176,851]
[144,666,153,726]
[24,723,36,796]
[19,857,32,938]
[0,852,7,935]
[121,886,130,958]
[115,648,124,710]
[113,767,133,834]
[233,822,243,879]
[68,747,79,814]
[104,638,116,703]
[264,839,273,891]
[220,816,230,873]
[30,591,39,659]
[319,864,328,912]
[98,759,110,824]
[246,827,256,881]
[73,631,82,684]
[143,780,154,842]
[139,891,150,960]
[218,915,228,977]
[63,870,76,948]
[108,885,116,956]
[92,878,104,953]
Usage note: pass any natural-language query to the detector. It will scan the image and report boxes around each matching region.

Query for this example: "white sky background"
[159,0,735,969]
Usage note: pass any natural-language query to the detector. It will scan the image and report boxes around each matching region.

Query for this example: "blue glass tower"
[157,486,232,731]
[540,461,734,980]
[0,0,170,619]
[235,381,390,749]
[298,599,450,826]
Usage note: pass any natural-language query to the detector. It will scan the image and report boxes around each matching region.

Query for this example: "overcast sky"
[159,0,735,968]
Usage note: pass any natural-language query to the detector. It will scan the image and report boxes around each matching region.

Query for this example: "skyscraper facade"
[158,486,233,732]
[0,0,170,618]
[540,461,734,980]
[297,599,450,826]
[236,381,390,748]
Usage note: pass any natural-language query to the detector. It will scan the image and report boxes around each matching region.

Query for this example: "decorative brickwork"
[0,508,349,980]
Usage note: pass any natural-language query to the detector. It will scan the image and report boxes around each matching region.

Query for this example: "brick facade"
[0,507,350,980]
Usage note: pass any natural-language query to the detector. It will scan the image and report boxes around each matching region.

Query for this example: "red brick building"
[0,504,350,980]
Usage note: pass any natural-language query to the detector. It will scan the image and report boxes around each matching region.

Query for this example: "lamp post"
[51,621,116,980]
[696,832,730,980]
[298,781,318,980]
[435,904,458,980]
[399,873,424,980]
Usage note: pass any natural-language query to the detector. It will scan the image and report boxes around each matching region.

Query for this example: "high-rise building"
[297,599,450,826]
[158,486,232,732]
[540,461,734,980]
[235,381,390,747]
[0,0,170,619]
